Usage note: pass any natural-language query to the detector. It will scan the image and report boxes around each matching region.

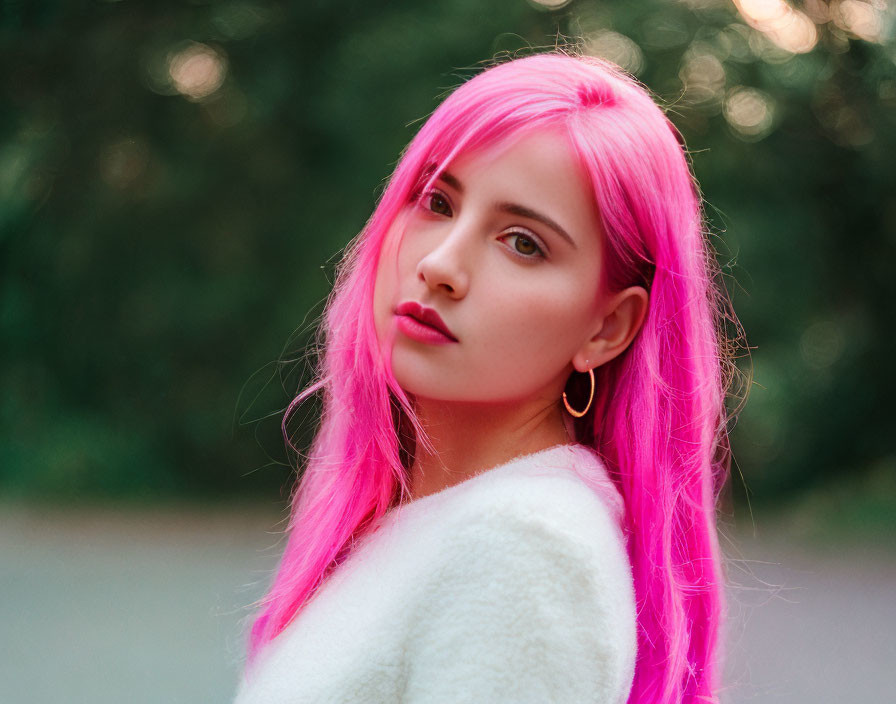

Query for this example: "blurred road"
[1,501,892,703]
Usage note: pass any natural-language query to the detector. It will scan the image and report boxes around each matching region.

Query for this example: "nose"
[415,220,472,299]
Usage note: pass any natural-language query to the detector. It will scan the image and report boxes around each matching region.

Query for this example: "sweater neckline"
[389,442,587,517]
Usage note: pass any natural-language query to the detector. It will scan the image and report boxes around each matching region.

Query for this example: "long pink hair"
[243,51,742,703]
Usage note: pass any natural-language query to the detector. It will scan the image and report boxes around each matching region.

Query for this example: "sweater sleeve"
[400,490,637,704]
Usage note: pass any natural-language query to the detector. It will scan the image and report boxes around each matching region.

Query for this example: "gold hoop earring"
[562,367,595,418]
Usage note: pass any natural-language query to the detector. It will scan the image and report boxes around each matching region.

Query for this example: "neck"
[407,394,574,501]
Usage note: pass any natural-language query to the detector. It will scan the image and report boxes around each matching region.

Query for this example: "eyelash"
[416,188,548,261]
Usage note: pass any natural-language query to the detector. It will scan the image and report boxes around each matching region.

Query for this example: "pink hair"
[243,51,742,703]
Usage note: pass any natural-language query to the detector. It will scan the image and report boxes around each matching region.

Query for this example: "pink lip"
[394,301,458,343]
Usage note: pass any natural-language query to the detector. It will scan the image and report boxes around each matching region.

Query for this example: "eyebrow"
[437,170,578,250]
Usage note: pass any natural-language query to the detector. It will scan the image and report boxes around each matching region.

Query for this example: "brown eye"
[427,191,452,216]
[515,236,538,255]
[504,232,545,259]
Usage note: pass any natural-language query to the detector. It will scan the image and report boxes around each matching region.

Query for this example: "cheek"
[476,272,594,370]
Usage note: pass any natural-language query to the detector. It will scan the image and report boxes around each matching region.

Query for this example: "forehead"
[447,127,575,173]
[436,130,601,241]
[442,129,590,194]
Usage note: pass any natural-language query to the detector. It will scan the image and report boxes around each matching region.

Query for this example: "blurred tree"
[1,0,894,512]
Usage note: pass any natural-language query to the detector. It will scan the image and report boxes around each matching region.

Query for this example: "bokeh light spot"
[528,0,572,9]
[734,0,819,55]
[833,0,886,43]
[168,43,228,101]
[724,86,776,140]
[679,45,727,111]
[585,30,646,75]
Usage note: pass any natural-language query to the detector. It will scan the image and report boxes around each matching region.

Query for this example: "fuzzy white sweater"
[233,443,638,704]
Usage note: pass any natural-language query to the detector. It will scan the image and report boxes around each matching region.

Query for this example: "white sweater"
[233,443,638,704]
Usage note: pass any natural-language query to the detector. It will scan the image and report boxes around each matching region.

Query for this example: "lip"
[394,301,458,343]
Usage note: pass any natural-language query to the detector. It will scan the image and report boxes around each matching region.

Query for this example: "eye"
[501,231,546,260]
[420,189,453,217]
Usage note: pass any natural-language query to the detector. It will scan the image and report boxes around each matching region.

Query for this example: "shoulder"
[425,484,636,626]
[430,446,633,612]
[402,445,637,702]
[443,443,628,550]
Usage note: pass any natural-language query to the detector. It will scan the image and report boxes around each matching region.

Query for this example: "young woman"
[234,51,742,704]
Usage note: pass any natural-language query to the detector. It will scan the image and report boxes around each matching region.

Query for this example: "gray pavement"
[1,501,892,703]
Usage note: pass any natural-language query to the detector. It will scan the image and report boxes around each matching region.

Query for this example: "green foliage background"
[2,1,894,525]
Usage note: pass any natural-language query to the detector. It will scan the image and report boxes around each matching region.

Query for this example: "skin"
[372,128,649,501]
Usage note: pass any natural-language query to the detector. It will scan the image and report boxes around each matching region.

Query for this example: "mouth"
[394,301,458,344]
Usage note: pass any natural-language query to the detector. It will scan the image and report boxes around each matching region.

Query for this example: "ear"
[571,285,649,372]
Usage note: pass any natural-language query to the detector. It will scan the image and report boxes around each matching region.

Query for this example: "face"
[372,128,606,405]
